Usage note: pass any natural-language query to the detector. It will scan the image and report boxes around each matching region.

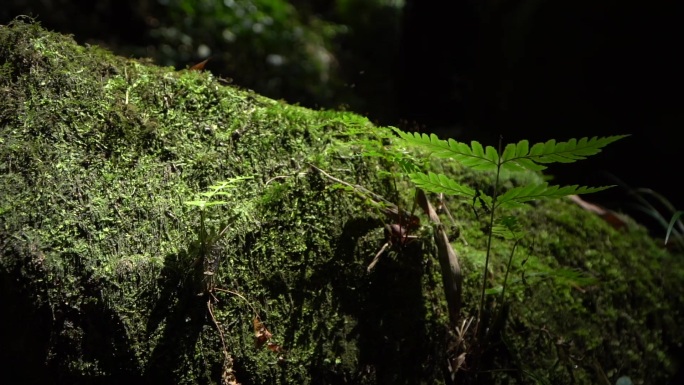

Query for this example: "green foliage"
[408,171,477,197]
[491,215,525,241]
[184,176,254,210]
[395,129,626,171]
[496,183,610,208]
[666,210,684,246]
[184,176,254,254]
[394,127,627,210]
[391,127,627,339]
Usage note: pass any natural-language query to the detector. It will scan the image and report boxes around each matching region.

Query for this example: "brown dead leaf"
[568,195,628,230]
[267,342,284,353]
[253,317,272,349]
[189,58,211,71]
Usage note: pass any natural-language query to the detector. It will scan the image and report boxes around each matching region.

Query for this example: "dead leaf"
[568,195,628,230]
[267,342,284,353]
[253,317,272,349]
[189,58,211,71]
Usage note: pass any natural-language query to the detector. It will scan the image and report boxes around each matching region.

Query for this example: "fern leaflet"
[393,128,500,171]
[500,136,629,171]
[408,171,476,198]
[496,183,613,208]
[492,216,525,240]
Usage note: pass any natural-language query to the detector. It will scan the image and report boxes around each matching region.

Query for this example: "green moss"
[1,18,683,385]
[444,180,684,384]
[0,19,446,384]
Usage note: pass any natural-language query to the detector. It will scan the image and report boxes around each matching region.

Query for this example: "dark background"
[2,0,683,232]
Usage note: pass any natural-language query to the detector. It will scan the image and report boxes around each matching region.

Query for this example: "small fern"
[392,128,627,338]
[395,127,628,205]
[185,176,254,251]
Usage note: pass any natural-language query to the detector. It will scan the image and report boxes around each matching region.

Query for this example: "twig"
[213,287,261,319]
[367,242,391,272]
[207,296,239,385]
[308,163,415,224]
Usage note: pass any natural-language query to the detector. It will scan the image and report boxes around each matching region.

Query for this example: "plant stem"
[476,137,503,337]
[200,210,207,252]
[499,239,520,304]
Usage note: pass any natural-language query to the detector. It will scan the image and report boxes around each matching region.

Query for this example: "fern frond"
[408,171,477,197]
[497,183,613,208]
[396,157,421,173]
[393,128,499,171]
[492,216,525,240]
[395,128,627,174]
[500,136,629,171]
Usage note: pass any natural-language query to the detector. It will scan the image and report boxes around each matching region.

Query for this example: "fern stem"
[200,210,207,255]
[476,136,503,337]
[499,239,520,304]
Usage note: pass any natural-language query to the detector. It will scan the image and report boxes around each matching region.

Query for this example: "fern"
[185,176,254,251]
[408,171,613,209]
[395,127,628,173]
[491,216,525,241]
[496,183,612,208]
[392,128,626,340]
[408,171,476,197]
[395,131,628,208]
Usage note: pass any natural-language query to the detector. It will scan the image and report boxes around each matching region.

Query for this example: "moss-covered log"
[1,19,683,385]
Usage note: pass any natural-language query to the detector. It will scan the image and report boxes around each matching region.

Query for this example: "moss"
[442,177,684,384]
[0,18,446,384]
[1,18,683,385]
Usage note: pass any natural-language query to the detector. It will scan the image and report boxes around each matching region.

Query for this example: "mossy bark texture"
[1,19,683,385]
